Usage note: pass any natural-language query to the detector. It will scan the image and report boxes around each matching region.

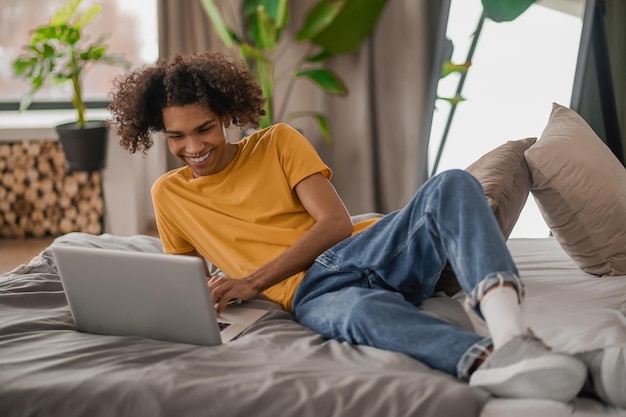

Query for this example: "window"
[0,0,158,109]
[428,0,584,237]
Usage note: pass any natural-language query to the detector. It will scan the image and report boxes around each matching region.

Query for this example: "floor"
[1,226,161,275]
[0,237,57,274]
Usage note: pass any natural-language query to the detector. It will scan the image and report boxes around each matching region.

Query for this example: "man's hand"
[208,276,260,315]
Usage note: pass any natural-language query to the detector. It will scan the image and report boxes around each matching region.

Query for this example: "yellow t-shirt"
[152,123,334,311]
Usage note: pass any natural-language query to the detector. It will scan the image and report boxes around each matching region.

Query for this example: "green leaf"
[441,60,471,78]
[239,43,266,61]
[26,44,41,55]
[296,68,347,95]
[30,26,60,44]
[242,0,258,41]
[310,0,388,56]
[72,4,103,29]
[259,113,272,129]
[296,0,342,42]
[254,6,277,51]
[50,0,81,26]
[313,113,332,144]
[256,59,274,123]
[12,57,33,76]
[200,0,234,48]
[99,53,131,69]
[243,0,289,30]
[18,74,47,112]
[306,50,333,63]
[42,44,55,58]
[241,1,288,51]
[481,0,536,22]
[274,0,289,31]
[80,45,106,61]
[32,75,45,90]
[288,111,332,144]
[65,27,81,45]
[437,94,466,106]
[51,73,71,85]
[226,28,243,44]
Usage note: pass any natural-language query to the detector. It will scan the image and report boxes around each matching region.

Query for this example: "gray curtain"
[573,0,626,164]
[606,0,626,158]
[318,1,446,213]
[157,0,445,215]
[158,0,219,57]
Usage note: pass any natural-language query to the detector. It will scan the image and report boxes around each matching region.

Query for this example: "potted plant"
[12,0,130,172]
[201,0,389,143]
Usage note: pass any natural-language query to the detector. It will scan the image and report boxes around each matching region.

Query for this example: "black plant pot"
[55,121,108,172]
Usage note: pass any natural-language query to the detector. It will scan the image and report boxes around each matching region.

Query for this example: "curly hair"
[108,50,266,154]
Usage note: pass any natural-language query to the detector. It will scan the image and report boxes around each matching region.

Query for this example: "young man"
[108,50,625,407]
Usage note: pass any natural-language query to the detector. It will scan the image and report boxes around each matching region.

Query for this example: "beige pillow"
[436,137,536,295]
[525,102,626,276]
[466,137,536,239]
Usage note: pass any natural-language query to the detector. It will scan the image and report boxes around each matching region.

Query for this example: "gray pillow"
[525,103,626,276]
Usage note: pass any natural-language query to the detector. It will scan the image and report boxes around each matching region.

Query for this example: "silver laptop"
[51,245,267,346]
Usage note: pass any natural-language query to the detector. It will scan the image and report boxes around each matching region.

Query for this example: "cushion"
[525,102,626,276]
[465,137,537,239]
[436,137,536,295]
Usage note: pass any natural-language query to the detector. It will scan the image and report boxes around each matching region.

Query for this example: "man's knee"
[433,169,481,192]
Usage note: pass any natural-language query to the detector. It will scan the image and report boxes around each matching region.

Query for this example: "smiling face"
[162,103,237,177]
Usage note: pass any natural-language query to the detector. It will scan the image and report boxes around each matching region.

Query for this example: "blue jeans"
[292,169,524,379]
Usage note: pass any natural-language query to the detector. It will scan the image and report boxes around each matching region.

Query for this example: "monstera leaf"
[481,0,536,22]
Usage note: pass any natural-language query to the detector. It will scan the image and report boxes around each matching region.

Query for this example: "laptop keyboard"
[218,321,231,331]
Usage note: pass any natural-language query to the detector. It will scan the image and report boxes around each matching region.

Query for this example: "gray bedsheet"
[0,233,489,417]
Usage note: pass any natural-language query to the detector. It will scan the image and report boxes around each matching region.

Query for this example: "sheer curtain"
[157,0,446,214]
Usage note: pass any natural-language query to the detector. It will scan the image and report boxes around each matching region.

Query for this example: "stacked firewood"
[0,140,103,238]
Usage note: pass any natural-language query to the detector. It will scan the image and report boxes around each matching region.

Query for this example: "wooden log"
[5,189,16,204]
[31,211,44,223]
[25,141,41,157]
[58,195,72,209]
[59,218,75,235]
[86,222,101,235]
[1,173,14,189]
[0,200,11,214]
[0,143,10,158]
[26,167,39,183]
[13,198,32,217]
[4,210,16,225]
[31,223,46,238]
[12,181,25,195]
[0,140,104,238]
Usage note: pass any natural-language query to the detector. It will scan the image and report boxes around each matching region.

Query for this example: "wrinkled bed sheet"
[0,233,489,417]
[476,238,626,417]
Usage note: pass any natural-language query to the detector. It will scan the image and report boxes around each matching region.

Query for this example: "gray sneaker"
[577,346,626,409]
[469,331,587,402]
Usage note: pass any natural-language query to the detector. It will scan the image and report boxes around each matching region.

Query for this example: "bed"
[1,103,625,416]
[1,233,625,417]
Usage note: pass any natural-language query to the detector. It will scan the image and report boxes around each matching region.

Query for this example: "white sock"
[480,286,526,350]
